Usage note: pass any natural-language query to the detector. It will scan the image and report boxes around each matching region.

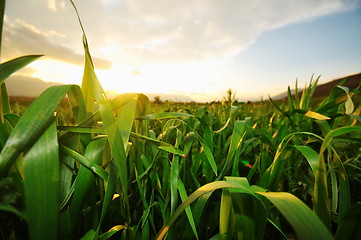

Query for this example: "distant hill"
[7,72,361,102]
[312,73,360,98]
[272,73,361,100]
[6,74,194,102]
[6,74,61,97]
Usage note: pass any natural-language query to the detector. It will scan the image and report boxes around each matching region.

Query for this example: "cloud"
[98,0,358,63]
[2,18,111,69]
[4,0,360,66]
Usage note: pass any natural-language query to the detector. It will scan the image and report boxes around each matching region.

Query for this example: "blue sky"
[225,7,361,99]
[3,0,361,102]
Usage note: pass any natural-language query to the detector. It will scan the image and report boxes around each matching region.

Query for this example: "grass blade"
[0,55,43,85]
[177,178,199,240]
[292,145,319,176]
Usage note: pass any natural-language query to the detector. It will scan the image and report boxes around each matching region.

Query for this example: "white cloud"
[93,0,358,64]
[2,18,111,69]
[4,0,358,65]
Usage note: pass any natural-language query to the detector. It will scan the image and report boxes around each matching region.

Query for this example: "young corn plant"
[1,0,361,239]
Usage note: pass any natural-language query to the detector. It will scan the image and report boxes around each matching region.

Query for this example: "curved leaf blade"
[0,85,76,177]
[257,192,333,240]
[0,55,43,84]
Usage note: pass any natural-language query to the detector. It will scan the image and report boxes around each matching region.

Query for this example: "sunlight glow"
[30,59,83,85]
[97,62,223,95]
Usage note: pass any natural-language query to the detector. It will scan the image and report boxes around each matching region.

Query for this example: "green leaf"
[155,180,251,240]
[0,202,26,220]
[335,203,361,240]
[24,121,59,240]
[219,189,234,240]
[80,229,99,240]
[177,178,199,240]
[217,120,246,180]
[0,84,75,177]
[314,126,361,228]
[99,225,127,240]
[0,55,43,84]
[158,146,185,157]
[170,156,179,215]
[257,192,333,240]
[1,83,10,117]
[292,145,319,176]
[59,144,108,181]
[182,119,218,176]
[69,138,107,232]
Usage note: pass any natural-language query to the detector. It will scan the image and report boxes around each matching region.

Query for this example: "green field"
[1,1,361,239]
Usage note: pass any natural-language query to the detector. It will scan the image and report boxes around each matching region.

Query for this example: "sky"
[2,0,361,102]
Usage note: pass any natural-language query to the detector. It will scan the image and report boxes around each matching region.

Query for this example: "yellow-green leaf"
[305,110,330,120]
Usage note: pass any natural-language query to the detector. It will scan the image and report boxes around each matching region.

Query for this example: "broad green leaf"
[0,84,75,177]
[24,121,59,240]
[71,0,133,224]
[219,189,234,240]
[313,150,331,230]
[257,192,333,240]
[225,177,258,240]
[116,94,137,148]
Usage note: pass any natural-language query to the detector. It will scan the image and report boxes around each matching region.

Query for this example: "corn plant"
[1,0,361,239]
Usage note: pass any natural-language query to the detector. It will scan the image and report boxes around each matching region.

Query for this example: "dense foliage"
[1,1,360,239]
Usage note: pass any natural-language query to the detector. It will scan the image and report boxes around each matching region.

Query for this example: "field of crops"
[1,1,361,240]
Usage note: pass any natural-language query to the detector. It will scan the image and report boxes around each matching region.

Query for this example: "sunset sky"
[3,0,361,102]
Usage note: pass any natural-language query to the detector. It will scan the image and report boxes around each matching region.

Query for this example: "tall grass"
[1,0,361,239]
